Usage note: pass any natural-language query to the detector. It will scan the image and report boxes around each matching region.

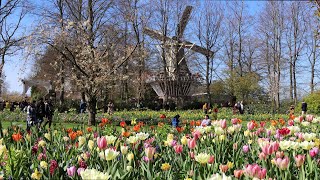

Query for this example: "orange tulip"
[289,114,295,120]
[12,132,23,142]
[133,125,141,132]
[158,122,164,128]
[122,131,131,137]
[279,118,285,126]
[101,118,109,124]
[99,123,106,127]
[196,120,201,126]
[66,128,73,133]
[120,121,126,128]
[68,131,77,141]
[271,120,278,126]
[150,126,155,130]
[138,122,144,127]
[190,120,195,126]
[76,130,83,136]
[86,127,93,133]
[176,127,184,133]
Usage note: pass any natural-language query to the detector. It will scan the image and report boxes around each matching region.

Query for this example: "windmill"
[144,5,213,106]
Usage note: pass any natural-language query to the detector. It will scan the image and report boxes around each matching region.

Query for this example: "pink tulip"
[243,145,249,153]
[261,144,273,155]
[231,118,238,125]
[294,154,305,167]
[247,121,255,130]
[192,130,201,140]
[170,140,177,147]
[219,164,229,173]
[142,156,151,162]
[97,136,107,150]
[299,116,304,122]
[189,151,195,159]
[271,141,279,152]
[288,120,294,126]
[144,147,156,159]
[259,152,266,160]
[233,143,238,150]
[310,147,319,158]
[208,155,215,164]
[187,138,196,149]
[220,120,227,129]
[234,170,243,179]
[276,151,284,158]
[244,164,266,179]
[77,168,85,176]
[67,166,77,177]
[306,115,314,122]
[274,156,290,170]
[173,144,183,154]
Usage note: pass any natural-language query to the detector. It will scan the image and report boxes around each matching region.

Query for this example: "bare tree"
[285,2,307,104]
[0,0,28,96]
[195,0,223,104]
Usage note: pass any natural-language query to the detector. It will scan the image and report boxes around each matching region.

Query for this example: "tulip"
[77,168,85,176]
[231,118,238,125]
[234,170,243,179]
[192,130,201,140]
[219,164,229,173]
[189,151,195,159]
[120,146,129,155]
[259,152,266,160]
[220,120,227,129]
[276,151,284,158]
[233,143,238,150]
[208,155,215,164]
[288,120,294,126]
[243,145,249,153]
[187,138,196,149]
[174,144,183,154]
[181,136,188,145]
[274,156,290,170]
[67,166,77,177]
[195,153,210,164]
[88,140,94,150]
[97,136,107,150]
[244,164,266,179]
[294,154,305,167]
[310,147,319,157]
[144,147,156,159]
[247,121,255,130]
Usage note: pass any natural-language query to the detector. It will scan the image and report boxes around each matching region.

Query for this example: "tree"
[0,0,28,96]
[195,0,223,104]
[31,0,138,125]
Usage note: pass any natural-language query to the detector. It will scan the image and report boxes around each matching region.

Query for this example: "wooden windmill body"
[144,6,213,107]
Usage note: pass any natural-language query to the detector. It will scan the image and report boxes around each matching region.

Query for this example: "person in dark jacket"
[43,99,54,128]
[172,114,180,128]
[301,101,307,115]
[36,98,45,128]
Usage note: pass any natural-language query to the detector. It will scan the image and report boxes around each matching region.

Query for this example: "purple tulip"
[243,145,250,153]
[67,166,77,177]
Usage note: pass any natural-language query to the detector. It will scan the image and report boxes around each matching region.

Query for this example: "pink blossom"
[187,138,196,149]
[288,120,294,126]
[310,147,319,158]
[247,121,255,131]
[208,155,215,164]
[189,151,195,159]
[192,130,201,140]
[306,115,314,122]
[231,118,238,125]
[259,152,266,160]
[294,154,305,167]
[244,164,267,179]
[67,166,77,177]
[173,144,183,154]
[77,168,85,176]
[97,136,107,150]
[243,145,249,153]
[220,120,227,129]
[274,156,290,170]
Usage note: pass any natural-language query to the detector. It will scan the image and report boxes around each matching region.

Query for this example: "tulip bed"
[0,115,320,179]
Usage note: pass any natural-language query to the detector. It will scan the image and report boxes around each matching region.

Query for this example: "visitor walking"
[26,101,36,132]
[36,98,46,129]
[44,99,54,128]
[239,101,244,114]
[80,99,87,113]
[107,101,114,115]
[301,101,307,116]
[203,103,209,114]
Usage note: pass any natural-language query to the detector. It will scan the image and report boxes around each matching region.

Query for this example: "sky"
[4,0,264,95]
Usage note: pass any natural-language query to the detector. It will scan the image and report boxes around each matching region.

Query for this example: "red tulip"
[174,144,183,154]
[187,138,196,149]
[234,170,243,179]
[208,155,215,164]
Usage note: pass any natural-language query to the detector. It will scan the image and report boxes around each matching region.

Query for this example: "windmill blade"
[181,40,214,57]
[144,27,174,42]
[177,6,193,39]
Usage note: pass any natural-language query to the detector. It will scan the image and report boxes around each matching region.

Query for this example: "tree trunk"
[205,56,211,104]
[87,95,97,126]
[289,57,293,101]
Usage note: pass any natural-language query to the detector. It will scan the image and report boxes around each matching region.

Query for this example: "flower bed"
[0,114,319,179]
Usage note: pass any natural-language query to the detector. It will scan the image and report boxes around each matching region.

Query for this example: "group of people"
[289,101,308,115]
[26,98,54,131]
[171,114,212,128]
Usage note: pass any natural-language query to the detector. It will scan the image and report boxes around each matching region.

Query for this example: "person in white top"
[201,115,211,126]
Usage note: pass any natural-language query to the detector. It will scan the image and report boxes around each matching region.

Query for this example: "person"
[239,101,244,114]
[289,105,295,115]
[203,103,209,114]
[36,98,46,128]
[26,101,36,131]
[201,115,211,126]
[80,99,87,113]
[44,99,54,128]
[301,101,307,115]
[172,114,180,128]
[107,101,114,115]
